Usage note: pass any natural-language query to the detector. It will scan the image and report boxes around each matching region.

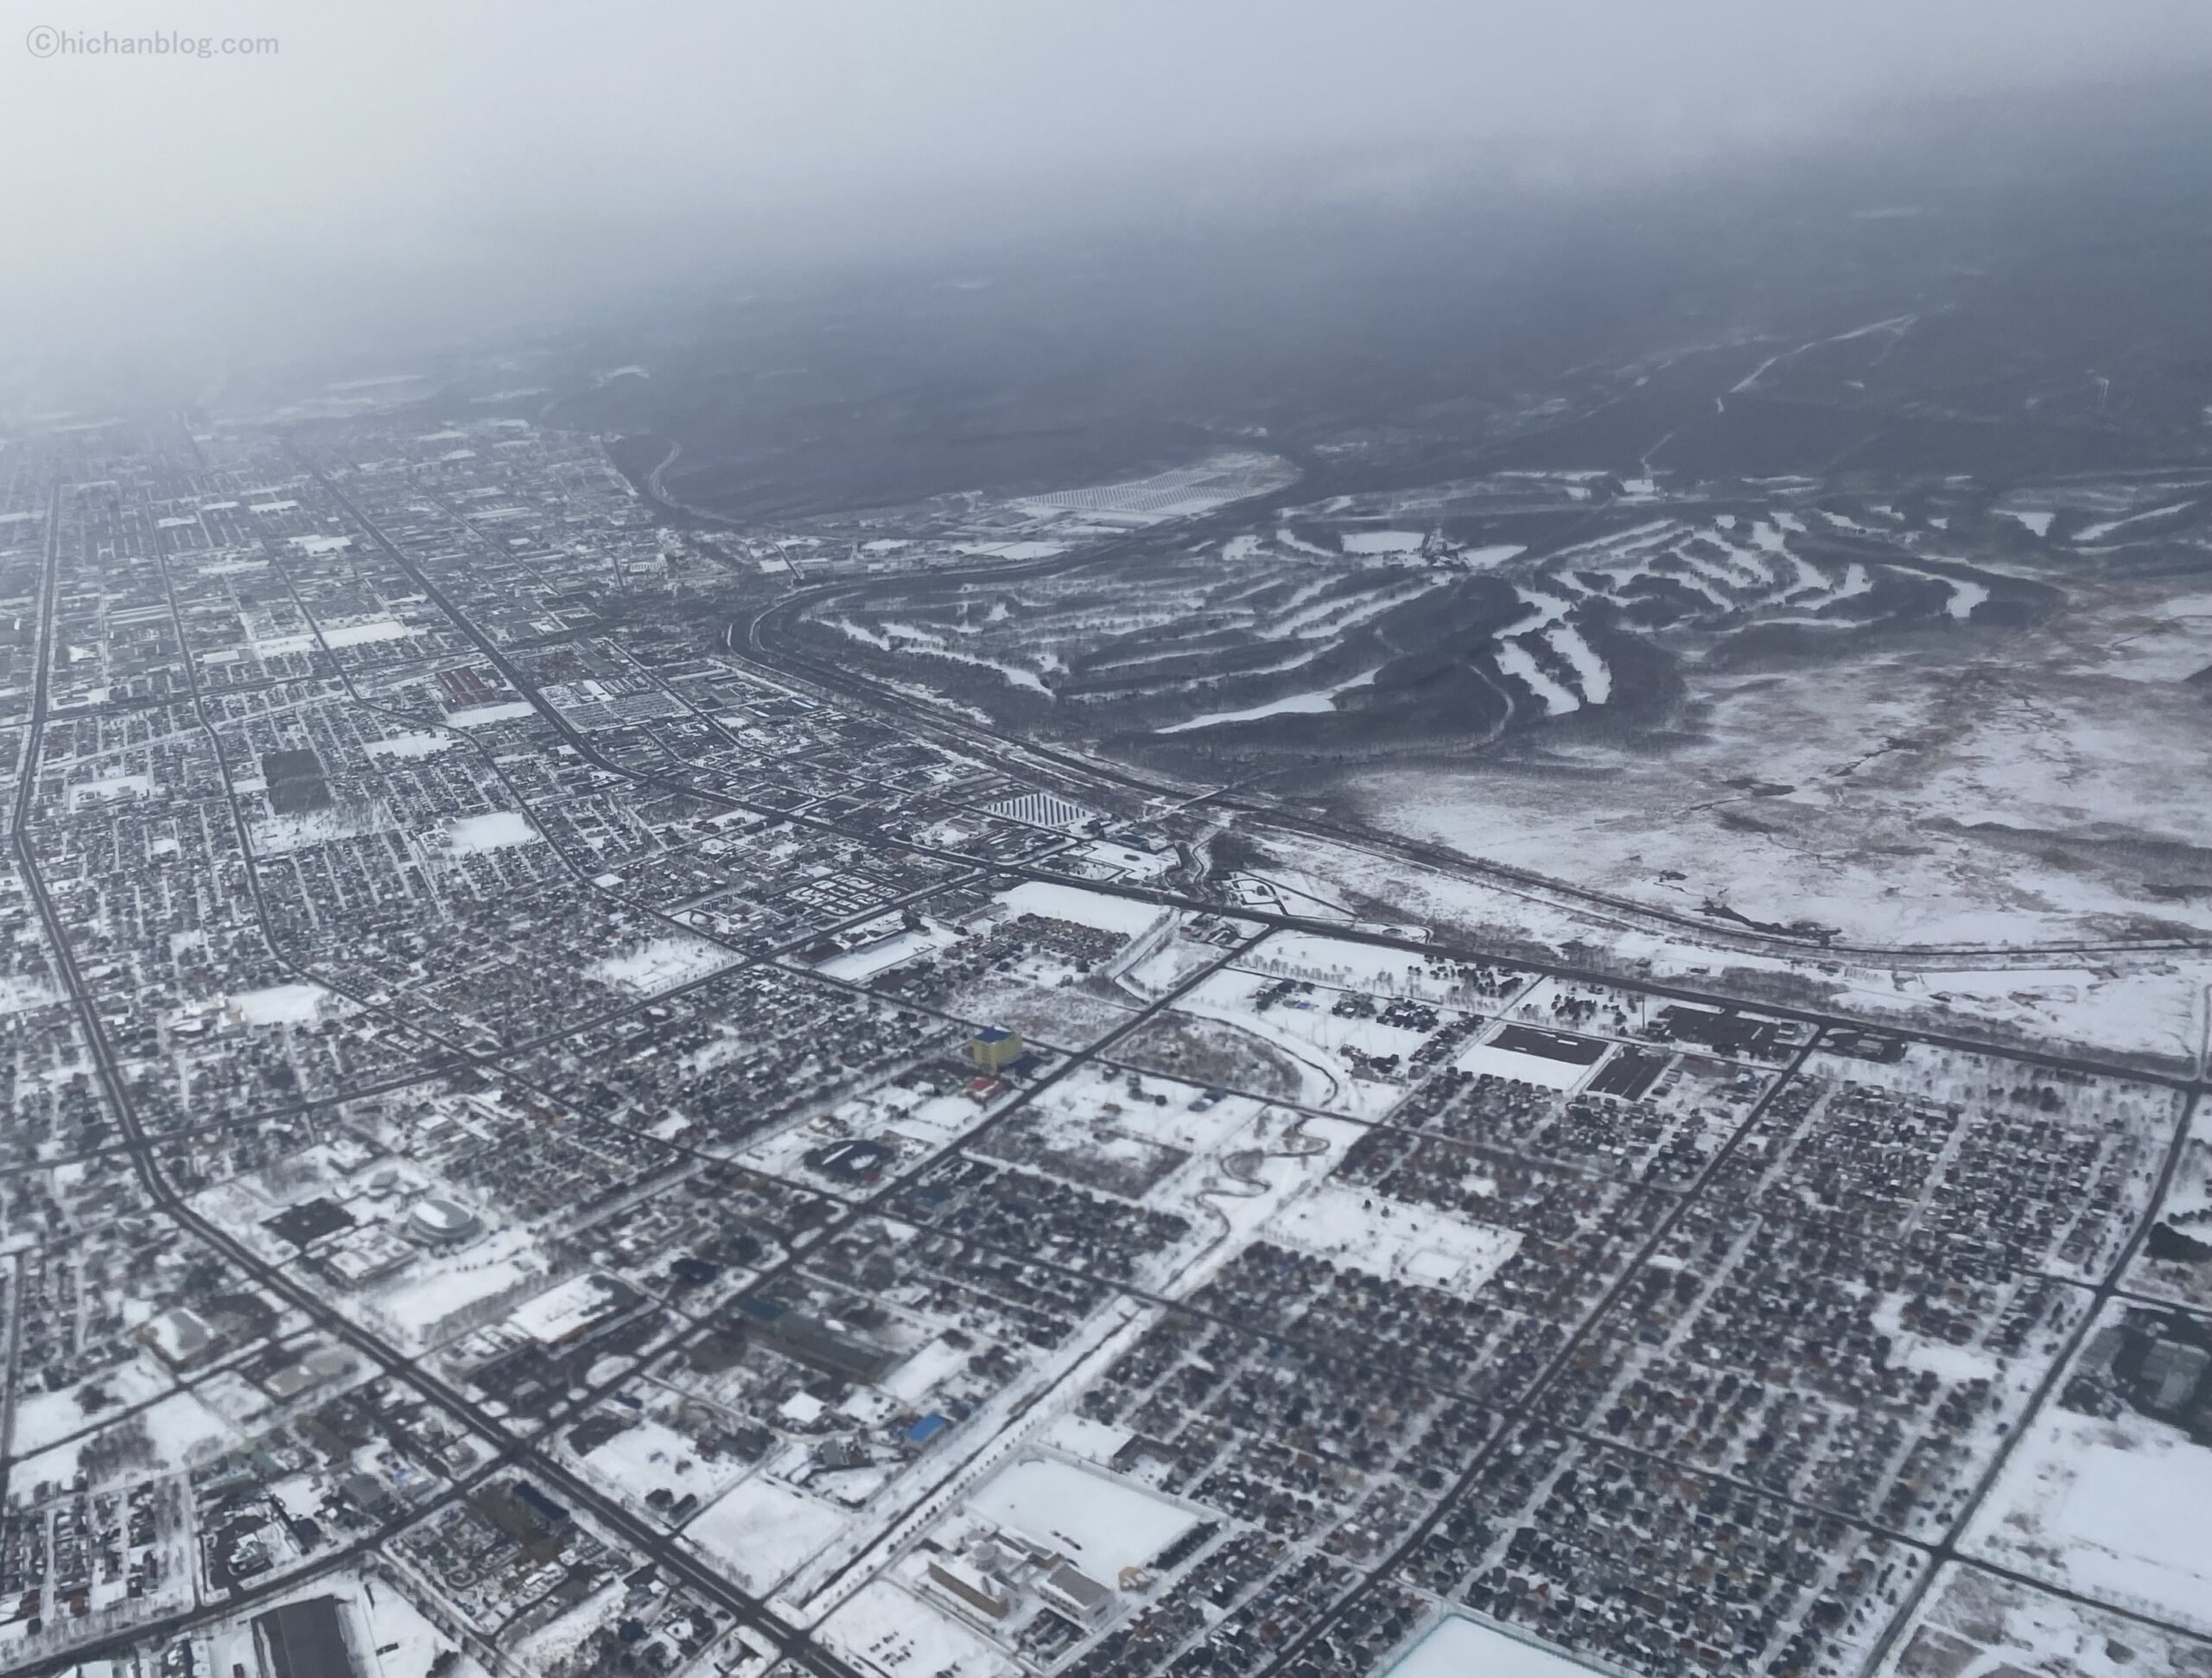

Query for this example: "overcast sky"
[3,0,2207,386]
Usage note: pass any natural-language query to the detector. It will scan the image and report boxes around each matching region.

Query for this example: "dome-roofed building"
[406,1196,482,1246]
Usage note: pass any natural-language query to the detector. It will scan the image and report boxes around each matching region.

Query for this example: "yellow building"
[964,1027,1024,1073]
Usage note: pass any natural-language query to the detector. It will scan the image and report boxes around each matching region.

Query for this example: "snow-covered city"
[4,6,2209,1678]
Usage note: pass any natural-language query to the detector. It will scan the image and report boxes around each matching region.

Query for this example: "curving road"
[726,562,2212,968]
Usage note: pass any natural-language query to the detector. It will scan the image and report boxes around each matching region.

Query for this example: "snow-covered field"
[1964,1379,2212,1632]
[815,924,963,982]
[319,616,416,648]
[2129,1111,2212,1308]
[1262,829,2212,1071]
[826,619,1054,696]
[818,1578,1019,1678]
[251,805,383,853]
[359,1229,546,1352]
[585,935,734,994]
[1495,641,1580,716]
[995,880,1175,940]
[1457,1033,1603,1093]
[955,539,1068,561]
[443,810,538,852]
[0,972,60,1014]
[1158,664,1380,734]
[965,1456,1197,1576]
[514,1579,629,1671]
[1386,1615,1616,1677]
[1263,1180,1521,1296]
[1340,529,1426,554]
[569,1413,753,1512]
[227,981,333,1025]
[248,618,414,658]
[1013,450,1296,524]
[1341,564,2212,955]
[444,698,536,727]
[686,1477,852,1594]
[364,729,453,760]
[9,1353,175,1459]
[67,772,154,809]
[352,1574,484,1678]
[1459,542,1529,567]
[1878,1563,2212,1678]
[881,1335,971,1406]
[508,1272,628,1344]
[11,1388,238,1496]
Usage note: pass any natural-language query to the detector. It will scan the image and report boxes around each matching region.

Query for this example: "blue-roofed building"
[963,1026,1025,1073]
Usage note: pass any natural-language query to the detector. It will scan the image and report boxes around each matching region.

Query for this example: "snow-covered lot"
[818,1578,1020,1678]
[685,1477,852,1595]
[2129,1106,2212,1309]
[965,1456,1198,1577]
[568,1412,753,1513]
[1878,1563,2212,1678]
[1965,1334,2212,1632]
[1386,1615,1615,1678]
[1262,1179,1521,1297]
[585,935,735,995]
[226,981,335,1024]
[443,810,539,852]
